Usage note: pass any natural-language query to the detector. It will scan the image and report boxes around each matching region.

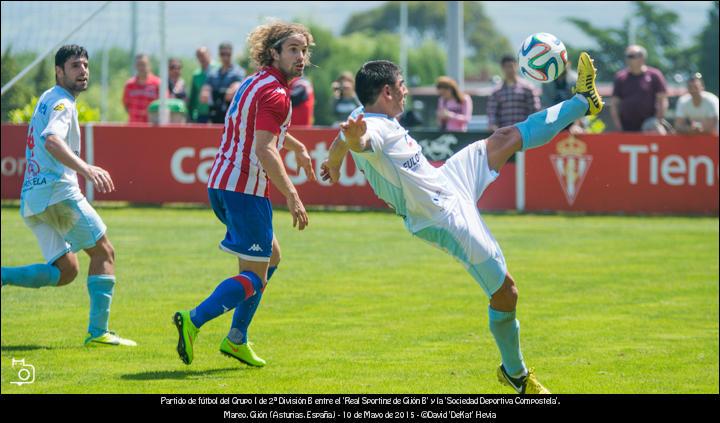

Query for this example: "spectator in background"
[122,53,160,123]
[435,76,472,132]
[290,76,314,126]
[487,55,540,132]
[541,60,577,107]
[641,117,673,135]
[675,73,719,135]
[188,46,215,123]
[332,71,361,125]
[611,45,668,132]
[202,42,245,124]
[541,61,584,134]
[168,58,186,100]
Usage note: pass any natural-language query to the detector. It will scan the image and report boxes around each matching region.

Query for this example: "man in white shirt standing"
[675,73,719,135]
[1,45,136,347]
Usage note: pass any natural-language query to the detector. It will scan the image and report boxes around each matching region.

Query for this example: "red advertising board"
[524,133,719,214]
[1,124,514,211]
[1,124,28,200]
[2,124,716,214]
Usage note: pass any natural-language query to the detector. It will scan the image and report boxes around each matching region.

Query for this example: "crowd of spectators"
[122,42,718,135]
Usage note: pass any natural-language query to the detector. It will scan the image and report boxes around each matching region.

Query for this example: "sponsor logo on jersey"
[53,103,65,112]
[550,136,592,206]
[26,159,41,177]
[402,152,423,171]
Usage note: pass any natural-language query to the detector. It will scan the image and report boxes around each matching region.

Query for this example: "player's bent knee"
[57,265,79,286]
[490,277,519,311]
[270,241,281,267]
[89,239,115,264]
[489,126,522,151]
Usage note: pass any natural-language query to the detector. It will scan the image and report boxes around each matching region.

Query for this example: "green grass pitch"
[1,205,718,393]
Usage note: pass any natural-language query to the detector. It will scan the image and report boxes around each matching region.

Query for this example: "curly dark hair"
[247,21,314,68]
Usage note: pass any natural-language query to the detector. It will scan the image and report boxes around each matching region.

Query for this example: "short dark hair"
[219,42,232,51]
[355,60,401,107]
[55,44,88,68]
[500,54,517,66]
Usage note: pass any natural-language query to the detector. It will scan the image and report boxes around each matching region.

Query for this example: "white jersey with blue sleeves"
[342,106,457,232]
[20,85,83,217]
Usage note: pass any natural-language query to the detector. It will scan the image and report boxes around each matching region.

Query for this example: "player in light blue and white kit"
[1,45,135,347]
[322,57,603,394]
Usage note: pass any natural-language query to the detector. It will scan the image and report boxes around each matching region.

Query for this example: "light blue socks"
[1,264,61,288]
[515,94,588,151]
[488,306,527,378]
[87,274,115,337]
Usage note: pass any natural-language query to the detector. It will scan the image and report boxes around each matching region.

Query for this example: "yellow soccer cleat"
[575,51,603,116]
[173,310,199,365]
[497,365,551,394]
[84,331,137,347]
[219,337,266,367]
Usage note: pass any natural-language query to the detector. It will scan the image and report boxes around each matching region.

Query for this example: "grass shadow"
[1,344,55,353]
[120,367,249,381]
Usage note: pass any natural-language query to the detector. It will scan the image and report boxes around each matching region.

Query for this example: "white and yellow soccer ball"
[518,32,568,83]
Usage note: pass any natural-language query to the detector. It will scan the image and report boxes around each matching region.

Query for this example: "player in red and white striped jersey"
[174,22,316,367]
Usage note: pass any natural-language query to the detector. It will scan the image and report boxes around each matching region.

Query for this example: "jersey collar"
[263,66,289,88]
[55,84,75,99]
[363,112,396,121]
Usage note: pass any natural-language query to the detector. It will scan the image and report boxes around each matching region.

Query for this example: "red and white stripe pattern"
[207,68,291,197]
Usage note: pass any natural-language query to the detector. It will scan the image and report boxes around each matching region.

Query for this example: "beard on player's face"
[58,62,88,95]
[62,72,88,94]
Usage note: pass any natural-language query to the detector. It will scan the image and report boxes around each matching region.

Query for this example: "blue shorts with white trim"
[208,188,272,262]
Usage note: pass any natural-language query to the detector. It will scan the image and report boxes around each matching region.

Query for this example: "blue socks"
[488,307,527,378]
[87,275,115,337]
[190,270,262,329]
[515,94,588,151]
[1,264,61,288]
[228,266,275,345]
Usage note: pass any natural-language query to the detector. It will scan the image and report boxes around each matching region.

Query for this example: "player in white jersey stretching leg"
[321,54,603,393]
[1,45,136,347]
[173,22,316,367]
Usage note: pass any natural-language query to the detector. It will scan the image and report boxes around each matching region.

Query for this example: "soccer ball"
[518,32,568,83]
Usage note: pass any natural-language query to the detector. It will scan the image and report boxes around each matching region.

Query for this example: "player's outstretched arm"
[45,135,115,193]
[255,129,309,230]
[284,132,317,182]
[320,134,349,184]
[341,114,370,153]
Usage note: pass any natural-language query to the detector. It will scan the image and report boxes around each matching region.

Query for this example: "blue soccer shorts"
[208,188,273,262]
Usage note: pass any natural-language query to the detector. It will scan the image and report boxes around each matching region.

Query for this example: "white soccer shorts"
[23,197,107,264]
[413,139,507,297]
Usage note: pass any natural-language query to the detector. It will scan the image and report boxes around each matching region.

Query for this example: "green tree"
[565,1,685,80]
[1,47,34,122]
[342,1,511,78]
[696,1,719,94]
